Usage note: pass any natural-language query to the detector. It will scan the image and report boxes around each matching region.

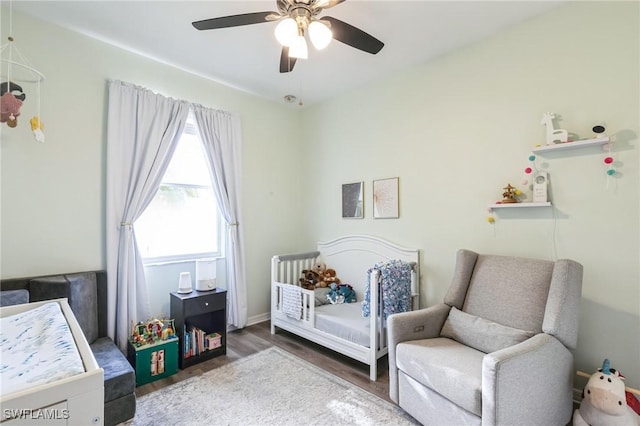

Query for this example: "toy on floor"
[574,359,640,426]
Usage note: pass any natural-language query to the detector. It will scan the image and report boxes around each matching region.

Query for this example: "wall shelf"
[489,202,552,209]
[532,136,609,153]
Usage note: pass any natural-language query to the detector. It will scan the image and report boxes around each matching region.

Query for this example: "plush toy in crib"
[318,268,341,288]
[299,269,320,290]
[573,359,640,426]
[327,283,356,304]
[311,261,342,288]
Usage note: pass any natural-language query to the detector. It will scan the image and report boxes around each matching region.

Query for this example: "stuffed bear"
[317,268,341,288]
[573,359,640,426]
[312,262,326,276]
[299,269,320,290]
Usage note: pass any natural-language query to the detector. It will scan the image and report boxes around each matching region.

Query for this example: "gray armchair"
[388,249,583,426]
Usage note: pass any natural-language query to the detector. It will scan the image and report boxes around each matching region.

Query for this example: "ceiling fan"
[192,0,384,73]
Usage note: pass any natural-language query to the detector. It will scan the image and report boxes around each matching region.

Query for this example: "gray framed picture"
[373,177,399,219]
[342,182,364,219]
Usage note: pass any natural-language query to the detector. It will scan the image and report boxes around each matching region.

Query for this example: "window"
[135,116,222,263]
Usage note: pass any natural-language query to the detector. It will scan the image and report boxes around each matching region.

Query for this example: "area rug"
[132,347,418,426]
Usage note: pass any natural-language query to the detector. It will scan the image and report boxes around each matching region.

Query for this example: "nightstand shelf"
[171,289,227,369]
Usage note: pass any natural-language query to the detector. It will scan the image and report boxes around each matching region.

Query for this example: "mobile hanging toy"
[1,4,46,143]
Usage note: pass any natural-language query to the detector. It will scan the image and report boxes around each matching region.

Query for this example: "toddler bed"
[1,299,104,425]
[271,235,420,380]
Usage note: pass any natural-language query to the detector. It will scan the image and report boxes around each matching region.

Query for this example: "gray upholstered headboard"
[0,270,109,339]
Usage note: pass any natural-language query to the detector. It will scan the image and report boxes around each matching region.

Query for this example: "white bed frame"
[1,299,104,425]
[270,235,420,380]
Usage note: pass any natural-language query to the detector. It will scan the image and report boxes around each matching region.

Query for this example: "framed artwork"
[342,182,364,219]
[373,177,399,219]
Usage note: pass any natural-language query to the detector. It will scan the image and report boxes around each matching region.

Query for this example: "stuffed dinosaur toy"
[573,359,640,426]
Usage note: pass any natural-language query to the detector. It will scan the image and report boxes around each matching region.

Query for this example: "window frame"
[137,115,224,266]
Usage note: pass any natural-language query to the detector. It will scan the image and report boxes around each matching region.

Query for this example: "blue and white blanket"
[362,260,413,319]
[0,302,85,395]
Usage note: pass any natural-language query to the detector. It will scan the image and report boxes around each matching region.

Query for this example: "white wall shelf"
[489,202,552,209]
[532,136,609,153]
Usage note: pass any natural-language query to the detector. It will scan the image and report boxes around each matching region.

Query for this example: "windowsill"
[143,256,224,267]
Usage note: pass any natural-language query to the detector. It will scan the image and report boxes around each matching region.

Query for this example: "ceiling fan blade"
[279,47,297,73]
[323,16,384,54]
[314,0,347,9]
[192,12,275,30]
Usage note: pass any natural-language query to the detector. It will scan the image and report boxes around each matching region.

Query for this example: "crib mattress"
[315,303,370,347]
[0,301,85,396]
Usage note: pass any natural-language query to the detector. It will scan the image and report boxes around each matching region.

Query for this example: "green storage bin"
[127,337,178,386]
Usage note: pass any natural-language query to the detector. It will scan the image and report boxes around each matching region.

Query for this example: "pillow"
[440,307,534,354]
[314,287,331,306]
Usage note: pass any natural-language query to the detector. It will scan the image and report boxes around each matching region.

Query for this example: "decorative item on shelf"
[596,125,617,178]
[540,112,569,145]
[501,184,519,204]
[532,172,548,203]
[130,317,176,347]
[177,271,192,294]
[196,258,217,291]
[487,184,528,223]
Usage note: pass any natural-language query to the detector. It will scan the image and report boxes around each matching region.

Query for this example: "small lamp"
[177,272,192,294]
[195,258,217,291]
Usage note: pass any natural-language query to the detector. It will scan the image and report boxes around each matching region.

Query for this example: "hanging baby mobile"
[1,1,46,142]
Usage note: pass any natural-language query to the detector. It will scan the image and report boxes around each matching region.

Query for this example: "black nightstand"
[170,289,227,369]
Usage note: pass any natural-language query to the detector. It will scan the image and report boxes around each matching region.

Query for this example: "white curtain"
[106,80,190,349]
[192,104,247,328]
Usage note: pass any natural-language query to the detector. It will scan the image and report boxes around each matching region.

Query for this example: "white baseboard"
[247,312,269,326]
[227,312,269,332]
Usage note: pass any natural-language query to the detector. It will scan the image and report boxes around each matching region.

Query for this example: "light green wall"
[301,2,639,386]
[1,2,638,389]
[0,9,307,321]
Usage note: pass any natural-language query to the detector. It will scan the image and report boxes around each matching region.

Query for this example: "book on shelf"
[183,325,219,357]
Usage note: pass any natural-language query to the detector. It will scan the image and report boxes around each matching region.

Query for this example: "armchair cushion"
[396,337,484,416]
[440,307,534,354]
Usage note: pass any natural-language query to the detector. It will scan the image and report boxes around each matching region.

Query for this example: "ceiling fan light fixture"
[274,17,298,46]
[289,35,308,59]
[309,20,332,50]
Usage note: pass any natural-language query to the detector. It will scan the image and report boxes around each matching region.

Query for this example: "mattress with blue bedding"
[0,302,85,395]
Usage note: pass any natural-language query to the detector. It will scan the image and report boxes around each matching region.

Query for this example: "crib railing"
[271,251,320,285]
[271,252,320,329]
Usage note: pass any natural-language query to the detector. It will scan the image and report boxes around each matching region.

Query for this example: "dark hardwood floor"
[135,321,391,402]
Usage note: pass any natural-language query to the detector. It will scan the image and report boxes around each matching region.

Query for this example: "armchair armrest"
[388,303,451,344]
[482,333,574,426]
[387,303,451,402]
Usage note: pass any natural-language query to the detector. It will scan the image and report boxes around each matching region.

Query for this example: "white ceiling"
[11,0,563,107]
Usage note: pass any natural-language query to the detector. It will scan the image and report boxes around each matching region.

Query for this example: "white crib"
[270,235,420,380]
